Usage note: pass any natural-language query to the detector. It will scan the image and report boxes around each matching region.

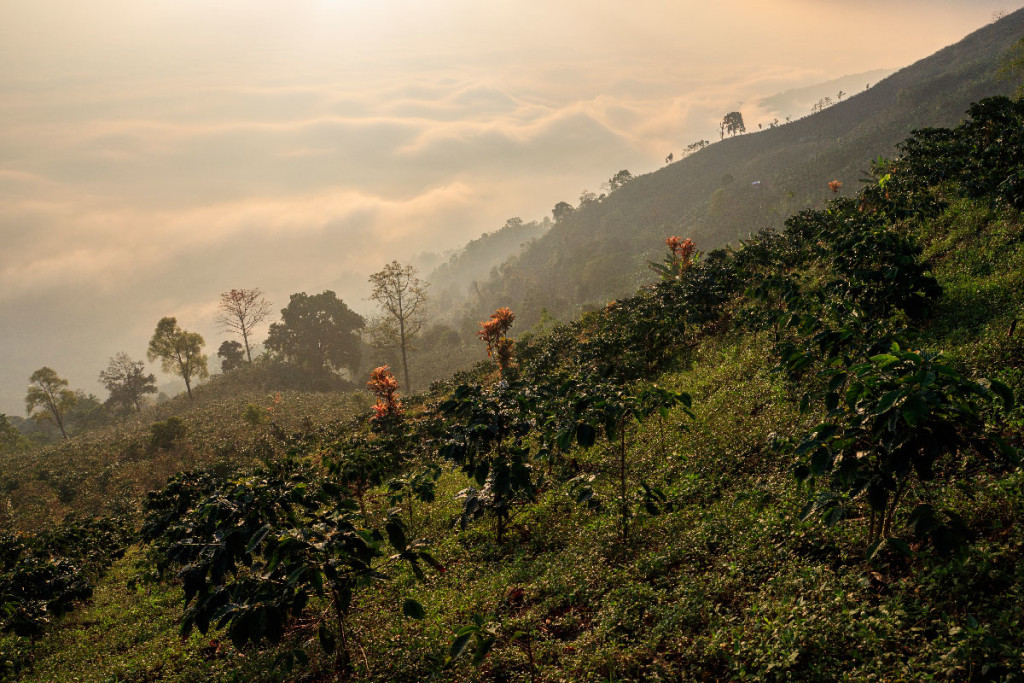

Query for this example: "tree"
[368,262,428,392]
[147,317,209,400]
[25,367,77,439]
[65,391,110,433]
[0,413,28,452]
[605,169,635,192]
[99,352,157,415]
[216,288,271,363]
[265,291,364,384]
[722,111,746,137]
[217,340,246,373]
[684,139,709,156]
[552,201,574,223]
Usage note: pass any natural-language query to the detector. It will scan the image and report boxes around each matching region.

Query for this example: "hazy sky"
[1,0,1020,414]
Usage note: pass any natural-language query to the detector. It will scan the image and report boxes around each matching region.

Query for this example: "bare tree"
[368,261,429,392]
[217,288,271,363]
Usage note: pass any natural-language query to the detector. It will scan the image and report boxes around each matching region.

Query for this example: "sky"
[1,0,1021,414]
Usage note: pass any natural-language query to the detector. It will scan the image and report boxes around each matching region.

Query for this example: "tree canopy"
[264,291,365,386]
[147,317,209,400]
[99,352,157,415]
[217,340,246,373]
[25,367,77,439]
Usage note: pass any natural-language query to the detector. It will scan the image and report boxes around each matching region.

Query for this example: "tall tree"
[99,352,158,415]
[722,111,746,137]
[368,262,429,392]
[25,367,77,439]
[216,288,271,363]
[147,317,209,400]
[264,291,364,383]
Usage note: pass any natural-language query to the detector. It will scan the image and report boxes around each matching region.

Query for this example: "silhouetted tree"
[684,139,709,156]
[368,262,428,392]
[217,340,246,373]
[99,352,157,414]
[25,367,77,439]
[265,291,364,384]
[552,201,575,223]
[606,169,635,192]
[147,317,209,400]
[722,111,746,137]
[217,288,271,362]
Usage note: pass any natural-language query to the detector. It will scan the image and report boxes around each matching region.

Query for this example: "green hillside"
[3,91,1024,681]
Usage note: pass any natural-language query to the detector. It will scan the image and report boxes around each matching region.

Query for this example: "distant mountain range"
[428,9,1024,335]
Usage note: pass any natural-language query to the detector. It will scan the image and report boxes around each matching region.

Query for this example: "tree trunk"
[399,320,411,392]
[242,328,252,363]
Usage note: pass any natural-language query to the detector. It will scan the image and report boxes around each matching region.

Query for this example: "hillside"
[452,9,1024,332]
[2,93,1023,682]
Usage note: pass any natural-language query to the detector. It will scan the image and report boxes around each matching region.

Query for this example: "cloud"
[1,0,1020,412]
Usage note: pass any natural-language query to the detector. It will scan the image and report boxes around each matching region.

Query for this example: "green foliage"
[794,344,1018,556]
[140,461,433,670]
[1,516,132,641]
[264,291,364,389]
[0,416,27,454]
[436,382,538,543]
[241,402,264,426]
[149,416,187,450]
[217,340,246,373]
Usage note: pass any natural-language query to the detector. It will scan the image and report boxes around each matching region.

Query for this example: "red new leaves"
[368,365,403,424]
[478,307,515,377]
[665,236,696,271]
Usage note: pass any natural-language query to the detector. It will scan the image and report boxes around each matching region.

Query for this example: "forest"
[2,84,1024,680]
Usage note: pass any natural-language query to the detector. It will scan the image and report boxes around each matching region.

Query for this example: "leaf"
[901,393,928,427]
[385,520,408,552]
[827,373,848,393]
[246,524,272,553]
[989,379,1014,409]
[318,623,336,654]
[886,537,913,557]
[576,422,597,448]
[403,599,426,620]
[874,390,902,416]
[870,353,900,368]
[823,506,844,527]
[448,631,474,662]
[472,635,496,666]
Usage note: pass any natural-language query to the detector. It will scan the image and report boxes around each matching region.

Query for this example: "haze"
[0,0,1018,414]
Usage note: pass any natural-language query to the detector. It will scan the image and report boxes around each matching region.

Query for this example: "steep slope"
[458,9,1024,331]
